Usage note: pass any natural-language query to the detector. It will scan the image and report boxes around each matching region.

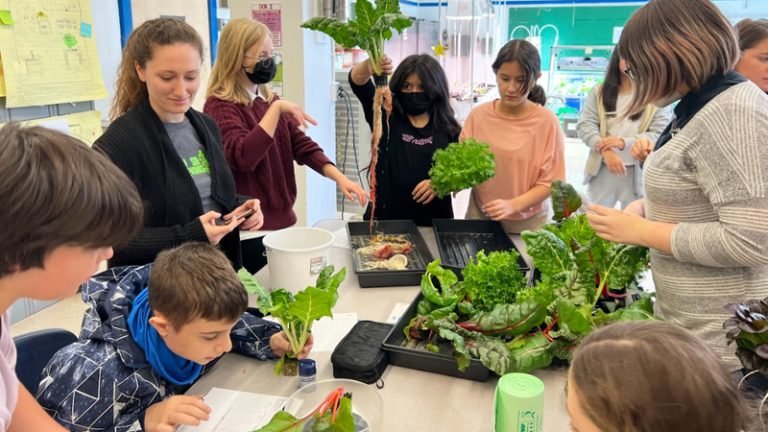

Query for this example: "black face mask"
[398,92,433,116]
[243,56,277,84]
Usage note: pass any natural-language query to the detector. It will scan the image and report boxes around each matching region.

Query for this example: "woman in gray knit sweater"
[586,0,768,371]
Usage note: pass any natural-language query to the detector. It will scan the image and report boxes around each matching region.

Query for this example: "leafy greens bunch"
[428,138,496,198]
[254,387,354,432]
[238,266,346,375]
[405,180,654,375]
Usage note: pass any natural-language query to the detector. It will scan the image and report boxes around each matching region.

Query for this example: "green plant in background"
[428,139,496,198]
[404,181,654,375]
[301,0,411,78]
[238,266,346,375]
[724,298,768,375]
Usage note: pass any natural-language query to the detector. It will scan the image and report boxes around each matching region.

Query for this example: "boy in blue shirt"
[37,242,309,431]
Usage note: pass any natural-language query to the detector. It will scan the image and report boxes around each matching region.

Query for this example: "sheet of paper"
[36,118,69,134]
[386,302,410,324]
[310,312,358,352]
[177,387,291,432]
[0,0,107,107]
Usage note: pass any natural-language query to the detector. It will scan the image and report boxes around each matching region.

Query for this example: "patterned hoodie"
[36,265,281,431]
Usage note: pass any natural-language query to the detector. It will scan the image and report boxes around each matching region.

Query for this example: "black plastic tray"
[432,219,529,279]
[347,220,433,288]
[382,293,490,381]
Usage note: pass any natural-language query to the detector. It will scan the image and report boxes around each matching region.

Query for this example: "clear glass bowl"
[284,378,383,432]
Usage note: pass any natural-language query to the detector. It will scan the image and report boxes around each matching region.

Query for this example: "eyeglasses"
[623,66,636,81]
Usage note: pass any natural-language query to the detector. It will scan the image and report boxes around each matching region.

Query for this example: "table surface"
[188,220,570,432]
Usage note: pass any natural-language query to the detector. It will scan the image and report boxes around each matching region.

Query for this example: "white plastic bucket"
[262,227,335,294]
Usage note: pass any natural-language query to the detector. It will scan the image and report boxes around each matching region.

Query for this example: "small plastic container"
[298,359,317,388]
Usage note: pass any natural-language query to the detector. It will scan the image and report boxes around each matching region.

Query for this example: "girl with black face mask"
[349,54,461,226]
[205,18,367,273]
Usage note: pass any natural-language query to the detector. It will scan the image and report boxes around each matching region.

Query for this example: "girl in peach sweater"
[461,39,565,233]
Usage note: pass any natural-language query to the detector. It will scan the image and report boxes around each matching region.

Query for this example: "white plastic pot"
[262,227,334,293]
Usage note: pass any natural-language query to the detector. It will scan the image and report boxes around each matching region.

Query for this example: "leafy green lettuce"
[428,139,496,198]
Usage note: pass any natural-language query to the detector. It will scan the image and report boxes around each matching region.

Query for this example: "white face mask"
[652,92,682,108]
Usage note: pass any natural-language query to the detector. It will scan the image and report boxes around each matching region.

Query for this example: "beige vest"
[584,85,658,178]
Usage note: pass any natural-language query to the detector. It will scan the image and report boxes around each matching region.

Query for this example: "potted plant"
[239,266,346,375]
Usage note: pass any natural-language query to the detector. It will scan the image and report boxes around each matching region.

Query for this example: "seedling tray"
[432,219,529,278]
[382,293,490,381]
[347,220,433,288]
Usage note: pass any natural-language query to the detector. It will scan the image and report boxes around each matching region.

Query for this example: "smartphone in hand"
[215,208,256,226]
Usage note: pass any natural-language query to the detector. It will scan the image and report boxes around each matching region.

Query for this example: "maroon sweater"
[204,96,332,229]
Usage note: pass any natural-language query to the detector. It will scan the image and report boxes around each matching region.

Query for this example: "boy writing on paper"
[36,242,312,432]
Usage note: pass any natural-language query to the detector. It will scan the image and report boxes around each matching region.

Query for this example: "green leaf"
[551,179,582,221]
[462,250,527,311]
[555,299,592,335]
[436,327,471,371]
[429,139,496,198]
[288,286,335,325]
[300,17,357,48]
[506,333,554,373]
[603,244,649,290]
[252,410,302,432]
[375,0,401,14]
[467,335,514,376]
[521,230,573,277]
[420,260,460,307]
[354,0,376,36]
[238,268,272,308]
[459,297,548,336]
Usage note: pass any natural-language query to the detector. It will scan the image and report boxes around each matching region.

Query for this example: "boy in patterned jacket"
[36,242,311,431]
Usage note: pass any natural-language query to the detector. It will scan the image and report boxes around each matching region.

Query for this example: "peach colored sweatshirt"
[460,100,565,220]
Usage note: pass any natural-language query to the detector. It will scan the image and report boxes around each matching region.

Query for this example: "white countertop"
[189,220,570,432]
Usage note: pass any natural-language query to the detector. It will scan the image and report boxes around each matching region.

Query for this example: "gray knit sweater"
[644,82,768,370]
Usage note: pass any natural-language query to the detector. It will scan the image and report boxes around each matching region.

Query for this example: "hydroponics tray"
[382,293,490,381]
[432,219,529,278]
[347,220,433,288]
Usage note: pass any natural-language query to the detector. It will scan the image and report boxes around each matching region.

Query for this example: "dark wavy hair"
[492,39,547,106]
[389,54,461,137]
[601,49,642,121]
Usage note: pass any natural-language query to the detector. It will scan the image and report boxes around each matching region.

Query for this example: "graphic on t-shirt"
[183,150,211,176]
[402,133,433,146]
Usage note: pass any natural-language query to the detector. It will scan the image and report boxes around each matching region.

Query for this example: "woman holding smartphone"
[95,18,263,269]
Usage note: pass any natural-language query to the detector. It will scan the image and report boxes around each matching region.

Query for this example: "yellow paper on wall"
[0,54,6,97]
[0,110,103,146]
[0,0,107,107]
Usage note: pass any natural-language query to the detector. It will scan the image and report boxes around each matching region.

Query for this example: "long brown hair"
[601,49,641,121]
[617,0,738,115]
[492,39,546,106]
[570,321,750,432]
[111,18,204,120]
[207,18,274,105]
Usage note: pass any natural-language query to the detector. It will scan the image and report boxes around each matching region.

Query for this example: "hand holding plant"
[428,138,496,198]
[302,0,412,231]
[238,266,346,375]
